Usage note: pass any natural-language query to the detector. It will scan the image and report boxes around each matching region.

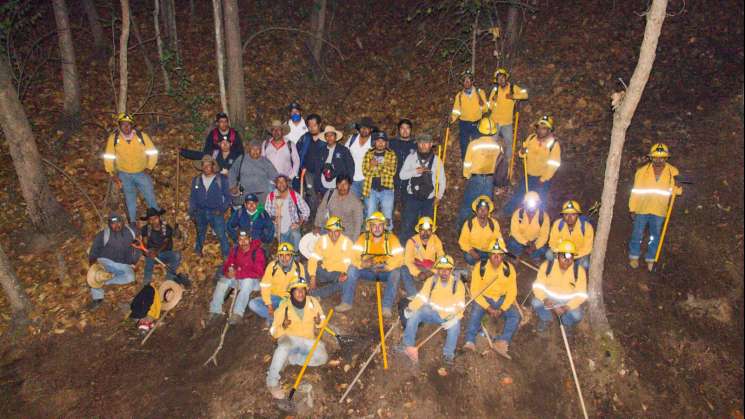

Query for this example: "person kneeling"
[531,239,587,333]
[250,242,306,325]
[401,255,465,365]
[208,230,266,325]
[463,239,519,359]
[267,279,327,399]
[308,217,354,299]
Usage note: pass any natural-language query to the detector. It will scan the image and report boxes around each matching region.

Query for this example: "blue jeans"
[458,120,480,161]
[464,296,520,344]
[143,250,182,284]
[248,295,283,322]
[365,188,395,230]
[351,180,364,199]
[118,171,159,224]
[400,196,434,244]
[91,257,135,300]
[457,175,494,228]
[342,266,400,310]
[463,250,489,266]
[209,277,259,316]
[195,209,230,257]
[279,228,301,249]
[496,124,514,163]
[506,237,547,261]
[545,250,590,271]
[629,214,665,262]
[399,266,421,298]
[503,175,551,215]
[267,336,327,387]
[310,267,344,299]
[402,305,460,359]
[531,297,584,328]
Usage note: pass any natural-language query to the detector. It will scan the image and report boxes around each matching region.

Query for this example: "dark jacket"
[389,137,417,181]
[179,127,244,161]
[89,226,140,265]
[229,208,275,244]
[213,149,242,173]
[223,239,266,279]
[297,132,326,174]
[189,174,232,215]
[315,144,355,194]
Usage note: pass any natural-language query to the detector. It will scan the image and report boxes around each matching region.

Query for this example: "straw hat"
[159,280,183,311]
[86,263,113,289]
[267,120,291,136]
[322,125,343,140]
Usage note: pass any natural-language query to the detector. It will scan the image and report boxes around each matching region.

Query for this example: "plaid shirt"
[362,149,397,197]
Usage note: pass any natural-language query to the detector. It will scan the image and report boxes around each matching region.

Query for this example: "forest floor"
[0,0,743,417]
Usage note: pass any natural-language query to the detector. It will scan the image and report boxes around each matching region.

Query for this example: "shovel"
[131,242,192,288]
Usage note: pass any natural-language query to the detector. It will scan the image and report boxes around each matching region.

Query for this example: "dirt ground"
[0,0,742,417]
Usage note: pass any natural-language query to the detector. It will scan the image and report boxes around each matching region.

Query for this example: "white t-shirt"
[286,118,308,144]
[348,135,372,182]
[202,174,216,190]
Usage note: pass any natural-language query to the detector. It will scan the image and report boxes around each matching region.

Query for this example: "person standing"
[315,125,355,197]
[265,175,310,249]
[295,113,325,203]
[487,68,528,163]
[263,120,300,182]
[361,132,397,229]
[285,102,308,144]
[179,112,244,161]
[188,155,232,257]
[103,113,160,224]
[347,117,376,197]
[228,139,279,204]
[450,70,488,161]
[389,119,417,213]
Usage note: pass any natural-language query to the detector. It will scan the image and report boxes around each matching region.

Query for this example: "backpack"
[545,258,583,284]
[113,129,146,147]
[428,275,459,296]
[558,215,589,236]
[457,88,486,113]
[269,189,301,219]
[271,260,303,280]
[467,217,496,233]
[409,154,436,200]
[228,244,262,265]
[518,208,546,227]
[264,139,295,171]
[478,259,512,279]
[211,128,236,147]
[103,225,136,247]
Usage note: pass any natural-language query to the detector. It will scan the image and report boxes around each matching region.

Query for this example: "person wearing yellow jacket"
[456,117,509,228]
[459,195,504,265]
[308,216,354,299]
[531,240,588,332]
[628,143,682,271]
[547,200,595,270]
[103,113,160,224]
[503,115,561,215]
[507,191,551,262]
[463,238,519,359]
[450,70,488,161]
[401,217,445,298]
[336,212,404,316]
[487,68,529,163]
[266,278,327,399]
[402,255,466,364]
[249,242,306,325]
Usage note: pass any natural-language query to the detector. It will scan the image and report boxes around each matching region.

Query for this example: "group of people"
[86,67,682,400]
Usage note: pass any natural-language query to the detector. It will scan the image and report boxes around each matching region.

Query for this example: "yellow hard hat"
[325,216,344,231]
[554,239,578,255]
[493,67,510,82]
[487,238,508,254]
[287,277,309,292]
[366,211,387,224]
[477,117,497,135]
[117,112,135,124]
[471,195,495,213]
[560,200,582,214]
[277,242,295,255]
[415,216,436,232]
[434,255,455,269]
[535,115,554,130]
[523,191,541,209]
[648,143,670,158]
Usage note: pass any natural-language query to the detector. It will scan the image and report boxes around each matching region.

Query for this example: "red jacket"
[222,239,266,279]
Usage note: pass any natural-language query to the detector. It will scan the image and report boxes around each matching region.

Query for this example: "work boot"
[268,385,285,400]
[463,341,476,352]
[493,340,512,360]
[228,313,243,325]
[382,307,392,318]
[629,258,639,269]
[404,346,419,363]
[443,354,455,366]
[646,261,655,272]
[335,303,353,313]
[86,299,104,312]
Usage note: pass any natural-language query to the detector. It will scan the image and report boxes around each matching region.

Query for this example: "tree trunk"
[504,4,520,59]
[588,0,668,335]
[52,0,81,126]
[118,0,130,113]
[81,0,106,55]
[310,0,327,66]
[153,0,171,91]
[0,55,67,232]
[160,0,179,60]
[470,13,478,77]
[212,0,228,114]
[130,13,155,79]
[0,244,32,331]
[223,0,246,131]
